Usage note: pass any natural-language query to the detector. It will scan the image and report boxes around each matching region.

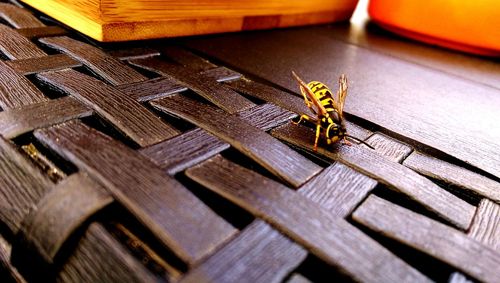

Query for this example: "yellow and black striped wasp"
[291,71,371,151]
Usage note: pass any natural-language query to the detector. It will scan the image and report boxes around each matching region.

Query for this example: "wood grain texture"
[0,97,90,139]
[34,121,236,265]
[16,26,67,39]
[186,155,430,283]
[404,151,500,203]
[160,46,216,71]
[180,221,307,283]
[37,69,179,147]
[17,173,113,264]
[0,136,53,234]
[0,3,44,28]
[0,234,26,283]
[0,24,46,59]
[6,54,81,75]
[152,95,321,187]
[58,223,158,283]
[131,57,254,114]
[39,36,146,85]
[299,162,377,217]
[141,103,295,175]
[271,123,475,230]
[352,195,500,283]
[183,27,500,180]
[364,133,412,163]
[0,60,48,110]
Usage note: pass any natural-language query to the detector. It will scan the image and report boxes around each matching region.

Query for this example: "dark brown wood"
[364,133,412,163]
[131,57,254,114]
[299,162,377,217]
[152,95,321,187]
[107,47,160,60]
[0,3,45,28]
[183,28,500,180]
[16,26,66,39]
[160,46,217,71]
[6,54,81,75]
[0,97,90,139]
[185,155,430,282]
[271,123,475,230]
[17,173,113,264]
[34,121,236,265]
[404,151,500,203]
[0,24,46,59]
[141,103,295,175]
[180,221,307,283]
[352,195,500,283]
[58,223,158,283]
[39,36,146,85]
[0,136,53,234]
[37,70,179,147]
[0,60,48,110]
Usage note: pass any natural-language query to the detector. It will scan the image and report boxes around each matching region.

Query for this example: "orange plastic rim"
[368,0,500,56]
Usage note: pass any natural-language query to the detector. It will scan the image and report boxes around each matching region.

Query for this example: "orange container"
[368,0,500,56]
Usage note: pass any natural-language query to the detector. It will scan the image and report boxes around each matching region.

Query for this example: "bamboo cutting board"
[20,0,358,42]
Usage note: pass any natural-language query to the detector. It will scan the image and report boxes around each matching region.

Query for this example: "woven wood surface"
[0,1,499,282]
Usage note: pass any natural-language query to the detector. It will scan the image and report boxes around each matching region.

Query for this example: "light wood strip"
[271,123,475,230]
[34,121,236,265]
[39,36,146,85]
[403,151,500,203]
[352,195,500,283]
[141,103,295,175]
[365,133,412,163]
[185,155,430,282]
[151,95,321,187]
[37,70,179,147]
[180,221,307,283]
[131,57,254,114]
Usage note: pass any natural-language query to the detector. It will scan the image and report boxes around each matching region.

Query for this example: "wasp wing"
[292,71,328,117]
[337,74,348,118]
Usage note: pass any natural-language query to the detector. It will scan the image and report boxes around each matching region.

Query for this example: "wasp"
[291,71,371,151]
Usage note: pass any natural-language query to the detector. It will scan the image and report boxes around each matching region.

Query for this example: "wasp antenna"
[345,135,375,150]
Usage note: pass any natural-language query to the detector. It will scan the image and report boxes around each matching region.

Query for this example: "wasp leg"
[292,114,317,125]
[299,87,319,116]
[313,122,321,151]
[343,137,352,146]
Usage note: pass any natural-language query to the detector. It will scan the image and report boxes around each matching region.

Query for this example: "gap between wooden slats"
[39,36,146,85]
[271,123,475,230]
[404,151,500,203]
[151,94,321,188]
[36,69,179,147]
[34,120,236,265]
[185,155,430,282]
[131,57,254,114]
[352,195,500,283]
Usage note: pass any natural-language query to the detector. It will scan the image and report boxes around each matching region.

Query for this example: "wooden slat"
[0,137,53,234]
[403,151,500,203]
[0,235,26,283]
[0,60,48,110]
[141,103,295,175]
[16,173,113,264]
[107,47,160,60]
[352,195,500,283]
[131,57,254,114]
[180,221,307,283]
[185,155,430,282]
[16,26,67,39]
[0,97,90,139]
[0,24,46,59]
[183,28,500,180]
[299,162,377,217]
[151,95,321,187]
[58,223,158,283]
[6,54,81,75]
[37,70,179,147]
[0,3,45,28]
[160,46,216,71]
[39,36,146,85]
[34,121,236,265]
[364,133,412,163]
[271,123,475,230]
